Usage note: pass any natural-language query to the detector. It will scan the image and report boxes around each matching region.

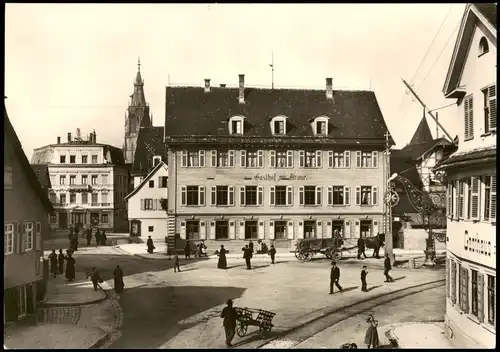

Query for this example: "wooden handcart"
[235,307,276,338]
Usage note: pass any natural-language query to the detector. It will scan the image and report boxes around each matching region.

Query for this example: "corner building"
[164,75,394,252]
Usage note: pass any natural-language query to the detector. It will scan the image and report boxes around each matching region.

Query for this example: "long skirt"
[114,277,124,293]
[218,256,227,269]
[50,263,57,275]
[364,326,379,347]
[65,264,76,281]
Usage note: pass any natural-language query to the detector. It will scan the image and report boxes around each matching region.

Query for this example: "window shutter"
[459,180,465,219]
[464,97,470,139]
[267,221,274,240]
[344,186,350,205]
[297,221,304,239]
[355,186,361,205]
[327,186,333,206]
[464,268,469,313]
[181,186,187,206]
[451,262,457,304]
[200,222,207,240]
[152,199,158,211]
[229,222,236,240]
[299,151,305,168]
[299,186,304,206]
[209,222,216,240]
[344,220,351,238]
[199,186,205,206]
[470,177,480,220]
[316,151,322,168]
[328,151,333,168]
[468,97,474,138]
[270,150,276,168]
[372,151,378,168]
[199,150,206,167]
[158,176,162,187]
[446,259,450,298]
[270,186,275,206]
[211,150,217,167]
[257,186,263,206]
[490,176,496,221]
[239,222,245,240]
[211,186,216,206]
[372,220,379,235]
[489,86,497,130]
[240,186,245,206]
[229,150,235,167]
[181,151,187,167]
[356,151,361,168]
[315,186,322,205]
[372,187,378,206]
[447,184,452,218]
[478,272,485,323]
[287,150,293,168]
[228,186,235,206]
[326,222,332,239]
[344,151,351,168]
[354,221,360,238]
[180,221,186,239]
[36,224,42,250]
[140,199,145,210]
[455,180,460,218]
[240,150,246,167]
[287,221,294,239]
[258,150,264,168]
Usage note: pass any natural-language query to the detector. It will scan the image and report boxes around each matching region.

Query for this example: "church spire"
[131,57,146,106]
[409,107,434,145]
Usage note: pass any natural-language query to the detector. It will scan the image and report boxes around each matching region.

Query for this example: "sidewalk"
[387,322,454,348]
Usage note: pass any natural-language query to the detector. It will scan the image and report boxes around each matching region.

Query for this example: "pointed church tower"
[409,108,434,145]
[123,58,152,164]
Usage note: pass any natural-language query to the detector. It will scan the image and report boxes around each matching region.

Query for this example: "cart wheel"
[333,250,342,261]
[325,249,333,259]
[236,321,247,337]
[294,248,302,260]
[303,249,313,262]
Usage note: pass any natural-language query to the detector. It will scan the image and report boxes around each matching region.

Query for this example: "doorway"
[71,213,85,228]
[245,221,258,240]
[304,220,316,238]
[331,220,344,237]
[360,220,372,238]
[18,286,27,318]
[59,212,67,229]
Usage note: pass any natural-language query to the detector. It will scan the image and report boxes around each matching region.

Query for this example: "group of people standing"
[216,240,277,271]
[85,227,107,246]
[48,249,76,281]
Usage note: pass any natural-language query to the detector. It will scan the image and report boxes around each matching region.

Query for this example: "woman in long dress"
[364,314,380,349]
[113,265,124,293]
[217,245,227,269]
[65,254,76,281]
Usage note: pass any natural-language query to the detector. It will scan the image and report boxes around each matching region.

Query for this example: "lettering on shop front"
[464,230,493,257]
[253,173,307,182]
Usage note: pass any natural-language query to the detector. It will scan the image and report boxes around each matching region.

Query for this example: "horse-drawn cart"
[235,307,276,338]
[294,237,358,261]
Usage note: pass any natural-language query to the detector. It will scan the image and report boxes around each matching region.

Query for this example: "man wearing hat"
[220,299,238,347]
[330,260,343,294]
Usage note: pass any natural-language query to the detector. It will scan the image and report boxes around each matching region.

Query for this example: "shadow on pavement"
[338,286,358,294]
[367,285,383,292]
[178,268,198,272]
[110,285,246,349]
[392,276,407,282]
[252,264,270,270]
[232,329,281,348]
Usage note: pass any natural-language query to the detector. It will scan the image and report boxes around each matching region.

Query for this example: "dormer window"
[153,156,162,166]
[271,116,287,135]
[479,37,489,56]
[313,116,329,135]
[228,115,245,135]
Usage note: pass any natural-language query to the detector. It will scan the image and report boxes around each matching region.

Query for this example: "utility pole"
[401,78,453,142]
[269,50,275,90]
[435,112,439,139]
[384,130,394,264]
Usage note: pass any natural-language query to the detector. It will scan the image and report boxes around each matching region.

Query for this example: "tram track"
[235,279,445,349]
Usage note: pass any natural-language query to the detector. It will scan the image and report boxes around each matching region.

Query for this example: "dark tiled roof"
[4,106,54,213]
[398,137,454,161]
[31,164,51,192]
[104,145,126,165]
[131,126,166,175]
[474,3,497,29]
[434,147,496,170]
[410,116,434,145]
[164,86,394,143]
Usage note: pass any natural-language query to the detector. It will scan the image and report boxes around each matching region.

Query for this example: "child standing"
[361,265,368,292]
[174,254,181,273]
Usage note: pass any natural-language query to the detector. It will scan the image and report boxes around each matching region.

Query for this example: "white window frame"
[23,222,34,251]
[327,186,350,206]
[4,223,14,254]
[270,116,288,135]
[328,151,351,168]
[181,150,205,168]
[313,116,329,136]
[211,186,234,206]
[228,115,245,135]
[181,185,205,207]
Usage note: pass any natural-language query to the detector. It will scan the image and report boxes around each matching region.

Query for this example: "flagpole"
[270,50,274,90]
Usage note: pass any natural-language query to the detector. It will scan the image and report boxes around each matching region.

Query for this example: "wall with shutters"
[4,132,50,289]
[169,146,387,217]
[138,218,168,242]
[455,21,496,154]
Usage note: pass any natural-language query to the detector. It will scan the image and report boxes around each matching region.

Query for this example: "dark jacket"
[357,238,365,249]
[361,269,368,280]
[384,257,391,270]
[220,306,237,328]
[147,238,154,248]
[270,247,276,256]
[330,266,340,280]
[242,247,252,259]
[58,253,65,263]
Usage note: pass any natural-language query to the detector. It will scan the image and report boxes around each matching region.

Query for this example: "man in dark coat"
[101,230,107,246]
[86,267,102,291]
[269,244,277,264]
[330,260,343,294]
[58,249,65,274]
[242,245,252,270]
[86,228,93,246]
[113,265,124,293]
[357,237,367,260]
[384,254,394,282]
[95,229,101,247]
[184,241,191,260]
[147,236,155,254]
[49,249,58,278]
[248,240,254,255]
[65,254,76,281]
[220,299,238,347]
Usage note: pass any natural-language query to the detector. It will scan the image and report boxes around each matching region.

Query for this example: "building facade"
[125,159,168,241]
[164,75,393,252]
[31,131,129,233]
[4,104,53,322]
[437,3,496,348]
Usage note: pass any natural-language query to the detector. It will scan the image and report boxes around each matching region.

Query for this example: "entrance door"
[303,220,316,238]
[59,212,68,229]
[245,221,258,239]
[18,286,27,318]
[331,221,344,237]
[71,213,84,229]
[360,220,372,238]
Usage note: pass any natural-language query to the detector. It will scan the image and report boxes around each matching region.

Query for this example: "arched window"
[479,37,489,56]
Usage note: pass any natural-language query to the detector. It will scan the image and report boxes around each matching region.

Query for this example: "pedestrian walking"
[58,249,65,274]
[184,241,191,260]
[65,253,76,281]
[220,299,238,347]
[95,229,101,247]
[361,265,368,292]
[269,244,276,264]
[242,245,252,270]
[49,249,58,278]
[113,265,124,293]
[147,236,155,254]
[357,237,367,259]
[101,230,107,246]
[217,245,227,270]
[174,254,181,272]
[86,228,92,246]
[364,314,380,349]
[329,260,343,294]
[256,239,263,255]
[86,267,103,291]
[383,254,394,282]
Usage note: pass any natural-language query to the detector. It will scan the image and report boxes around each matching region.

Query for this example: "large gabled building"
[163,75,394,253]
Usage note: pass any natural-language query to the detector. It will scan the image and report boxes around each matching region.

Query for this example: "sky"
[5,3,467,160]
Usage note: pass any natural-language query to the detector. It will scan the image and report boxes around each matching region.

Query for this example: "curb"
[40,285,109,308]
[134,253,170,260]
[89,331,111,349]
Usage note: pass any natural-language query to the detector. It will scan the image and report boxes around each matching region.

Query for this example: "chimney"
[57,136,61,144]
[326,78,333,100]
[220,84,226,88]
[67,133,72,142]
[204,79,211,93]
[93,130,97,143]
[238,74,245,104]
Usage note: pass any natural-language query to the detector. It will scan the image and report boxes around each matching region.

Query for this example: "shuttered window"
[451,261,457,304]
[487,275,496,326]
[464,95,474,140]
[477,272,485,323]
[459,266,469,313]
[471,269,479,317]
[490,176,497,222]
[446,259,450,298]
[483,176,496,221]
[470,177,481,220]
[458,180,465,219]
[483,85,497,133]
[447,183,452,218]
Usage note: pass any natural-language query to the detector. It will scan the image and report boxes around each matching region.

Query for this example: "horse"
[365,233,385,258]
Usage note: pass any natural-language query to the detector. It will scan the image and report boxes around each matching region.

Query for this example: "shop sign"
[252,173,307,182]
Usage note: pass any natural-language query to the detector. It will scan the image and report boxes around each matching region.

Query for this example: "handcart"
[235,307,276,338]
